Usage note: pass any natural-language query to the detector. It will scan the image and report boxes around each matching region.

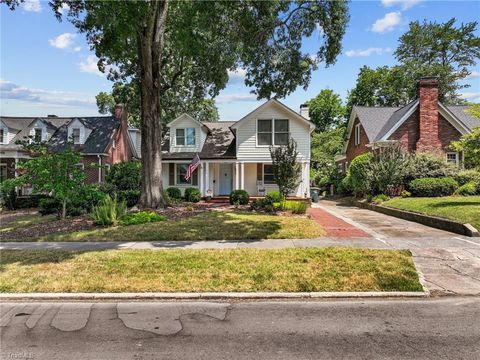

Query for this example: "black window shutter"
[169,163,175,185]
[257,163,262,181]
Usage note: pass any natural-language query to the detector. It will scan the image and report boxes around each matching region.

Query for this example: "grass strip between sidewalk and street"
[384,196,480,231]
[0,248,423,293]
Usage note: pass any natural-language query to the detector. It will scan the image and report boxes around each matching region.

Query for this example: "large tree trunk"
[139,0,169,209]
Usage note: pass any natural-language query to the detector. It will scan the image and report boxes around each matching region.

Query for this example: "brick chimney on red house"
[416,77,442,153]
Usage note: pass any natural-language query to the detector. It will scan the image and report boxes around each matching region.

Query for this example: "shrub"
[116,189,140,207]
[401,190,412,198]
[284,200,308,214]
[91,195,127,226]
[454,170,480,186]
[166,187,182,200]
[250,197,275,213]
[336,173,352,195]
[105,161,141,191]
[370,145,409,196]
[120,210,165,226]
[408,177,459,197]
[229,190,249,205]
[163,190,171,206]
[265,191,284,203]
[407,153,457,181]
[372,194,390,204]
[454,182,478,196]
[348,153,373,196]
[184,187,201,202]
[0,178,18,210]
[38,198,60,216]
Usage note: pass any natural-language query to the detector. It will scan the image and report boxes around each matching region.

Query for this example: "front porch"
[162,160,310,198]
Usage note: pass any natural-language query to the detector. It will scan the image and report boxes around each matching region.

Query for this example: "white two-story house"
[157,98,314,198]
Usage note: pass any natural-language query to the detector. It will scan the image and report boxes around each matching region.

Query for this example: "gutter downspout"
[97,155,102,183]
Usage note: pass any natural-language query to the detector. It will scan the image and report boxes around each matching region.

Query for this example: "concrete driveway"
[313,199,480,296]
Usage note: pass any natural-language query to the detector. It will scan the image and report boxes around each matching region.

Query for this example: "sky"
[1,0,480,121]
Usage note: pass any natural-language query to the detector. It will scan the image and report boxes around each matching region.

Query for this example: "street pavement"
[1,298,479,359]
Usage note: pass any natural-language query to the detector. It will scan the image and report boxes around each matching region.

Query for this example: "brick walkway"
[308,207,370,238]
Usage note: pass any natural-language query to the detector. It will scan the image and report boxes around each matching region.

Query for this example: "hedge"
[408,177,459,197]
[229,190,249,205]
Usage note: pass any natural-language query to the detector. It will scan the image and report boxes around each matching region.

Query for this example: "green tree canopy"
[307,89,346,132]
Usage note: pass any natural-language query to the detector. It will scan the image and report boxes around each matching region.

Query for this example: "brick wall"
[345,117,370,164]
[389,109,420,152]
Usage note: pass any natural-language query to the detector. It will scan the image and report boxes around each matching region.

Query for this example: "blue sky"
[1,0,479,120]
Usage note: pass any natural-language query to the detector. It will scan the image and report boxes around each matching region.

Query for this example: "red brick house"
[0,105,138,193]
[336,77,480,172]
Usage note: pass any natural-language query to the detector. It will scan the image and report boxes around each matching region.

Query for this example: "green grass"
[385,196,480,230]
[0,248,423,293]
[27,211,325,242]
[0,214,56,233]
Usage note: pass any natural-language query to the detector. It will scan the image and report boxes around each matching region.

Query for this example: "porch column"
[235,162,240,190]
[304,162,310,198]
[240,162,245,190]
[199,162,204,196]
[205,161,210,195]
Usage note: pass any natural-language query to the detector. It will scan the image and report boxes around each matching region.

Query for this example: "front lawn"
[0,248,422,292]
[0,213,56,233]
[384,196,480,230]
[2,210,325,242]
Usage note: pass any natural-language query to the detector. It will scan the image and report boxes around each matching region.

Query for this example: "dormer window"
[72,128,81,144]
[34,128,43,142]
[176,128,195,146]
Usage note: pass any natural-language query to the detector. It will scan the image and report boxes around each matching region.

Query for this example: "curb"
[351,200,479,237]
[0,291,429,301]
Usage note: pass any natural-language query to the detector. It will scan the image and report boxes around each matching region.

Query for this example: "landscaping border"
[351,199,479,237]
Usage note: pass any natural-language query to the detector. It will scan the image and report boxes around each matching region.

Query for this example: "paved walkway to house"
[2,199,480,295]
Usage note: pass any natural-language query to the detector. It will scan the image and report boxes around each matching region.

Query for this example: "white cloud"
[460,92,480,102]
[48,33,79,52]
[227,68,247,83]
[216,93,257,103]
[22,0,41,12]
[58,3,70,15]
[0,79,96,108]
[345,47,392,57]
[79,55,104,77]
[466,71,480,79]
[372,12,402,33]
[381,0,422,10]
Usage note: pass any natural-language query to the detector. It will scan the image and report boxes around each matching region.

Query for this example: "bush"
[166,187,182,200]
[372,194,390,204]
[401,190,412,198]
[105,161,141,191]
[250,197,275,213]
[229,190,249,205]
[120,210,166,226]
[348,154,373,196]
[284,200,308,214]
[0,178,18,210]
[91,195,127,226]
[407,153,457,181]
[38,198,59,216]
[337,173,352,195]
[370,145,409,196]
[265,191,284,203]
[116,189,140,207]
[454,170,480,186]
[184,187,201,203]
[408,177,459,197]
[454,182,478,196]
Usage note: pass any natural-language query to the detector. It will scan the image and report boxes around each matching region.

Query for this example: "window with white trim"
[34,128,43,142]
[72,128,81,144]
[446,152,459,165]
[257,119,290,146]
[0,128,5,144]
[256,163,275,184]
[175,164,198,185]
[176,128,196,146]
[354,124,361,146]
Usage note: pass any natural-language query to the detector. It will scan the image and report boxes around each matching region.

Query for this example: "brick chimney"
[114,104,128,129]
[416,76,441,153]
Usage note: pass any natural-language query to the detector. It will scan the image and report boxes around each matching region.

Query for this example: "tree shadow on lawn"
[428,201,480,208]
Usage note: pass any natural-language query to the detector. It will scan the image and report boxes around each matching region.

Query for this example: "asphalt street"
[1,298,479,360]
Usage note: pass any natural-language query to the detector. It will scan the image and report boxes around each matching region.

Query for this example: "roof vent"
[47,114,58,117]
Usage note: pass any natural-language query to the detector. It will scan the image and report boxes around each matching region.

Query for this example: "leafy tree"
[106,161,142,191]
[15,142,85,219]
[451,126,480,170]
[4,0,349,208]
[270,139,302,207]
[307,89,346,132]
[466,103,480,119]
[310,127,344,186]
[96,82,141,126]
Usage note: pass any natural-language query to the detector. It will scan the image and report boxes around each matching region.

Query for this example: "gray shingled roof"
[446,106,480,131]
[162,121,236,160]
[374,100,418,141]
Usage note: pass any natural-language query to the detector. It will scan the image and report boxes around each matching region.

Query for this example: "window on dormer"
[34,128,42,142]
[72,128,81,144]
[176,128,195,146]
[0,129,5,144]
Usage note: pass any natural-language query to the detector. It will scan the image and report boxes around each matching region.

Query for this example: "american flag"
[185,154,200,181]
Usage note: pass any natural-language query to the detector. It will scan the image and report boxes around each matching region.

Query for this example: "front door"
[219,164,232,195]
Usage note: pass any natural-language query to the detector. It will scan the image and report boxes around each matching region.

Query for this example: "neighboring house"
[136,98,314,198]
[336,77,480,172]
[0,105,137,192]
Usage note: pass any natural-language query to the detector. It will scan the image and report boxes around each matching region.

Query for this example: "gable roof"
[162,121,236,160]
[230,98,315,132]
[167,113,210,133]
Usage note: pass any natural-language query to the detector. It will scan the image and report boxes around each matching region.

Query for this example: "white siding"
[67,119,92,144]
[235,102,311,161]
[168,115,207,153]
